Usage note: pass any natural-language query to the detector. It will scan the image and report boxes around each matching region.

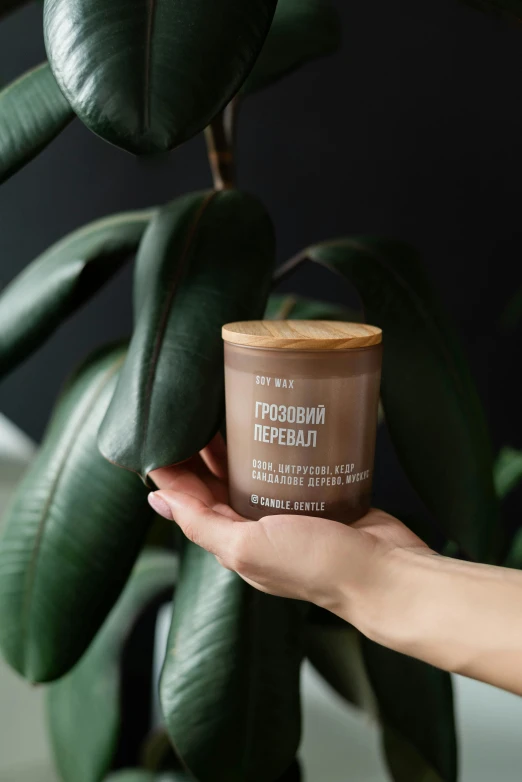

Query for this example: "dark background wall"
[1,0,522,521]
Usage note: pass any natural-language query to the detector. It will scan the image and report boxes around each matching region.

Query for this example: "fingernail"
[148,491,174,520]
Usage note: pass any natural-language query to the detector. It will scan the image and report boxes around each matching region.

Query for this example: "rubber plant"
[0,0,516,780]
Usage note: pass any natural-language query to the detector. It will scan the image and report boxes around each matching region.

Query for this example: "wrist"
[334,546,441,651]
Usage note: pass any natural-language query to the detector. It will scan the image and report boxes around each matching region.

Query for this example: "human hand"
[148,434,433,632]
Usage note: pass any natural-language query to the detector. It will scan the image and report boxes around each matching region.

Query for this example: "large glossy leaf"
[99,189,275,479]
[48,549,177,782]
[361,638,457,782]
[44,0,277,154]
[0,209,152,379]
[0,345,154,682]
[0,62,73,185]
[381,728,450,782]
[306,623,456,782]
[494,446,522,499]
[160,542,304,782]
[243,0,341,94]
[305,623,377,712]
[292,238,499,561]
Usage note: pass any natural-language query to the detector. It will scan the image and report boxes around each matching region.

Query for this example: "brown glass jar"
[222,321,382,524]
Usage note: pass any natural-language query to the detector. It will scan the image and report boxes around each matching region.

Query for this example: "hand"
[150,435,522,695]
[148,435,432,631]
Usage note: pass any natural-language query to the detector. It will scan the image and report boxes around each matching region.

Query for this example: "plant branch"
[205,110,235,190]
[272,250,310,287]
[223,95,240,150]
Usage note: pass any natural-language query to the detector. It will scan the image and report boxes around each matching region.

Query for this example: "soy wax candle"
[222,320,382,524]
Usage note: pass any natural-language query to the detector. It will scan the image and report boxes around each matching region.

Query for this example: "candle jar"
[222,321,382,524]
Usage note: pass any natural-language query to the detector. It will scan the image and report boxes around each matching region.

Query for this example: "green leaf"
[43,0,277,154]
[494,446,522,499]
[305,623,377,713]
[382,726,448,782]
[306,623,456,782]
[0,62,73,185]
[243,0,341,94]
[47,549,177,782]
[0,344,154,682]
[160,542,304,782]
[0,209,152,379]
[265,293,359,322]
[99,189,275,479]
[303,238,499,561]
[361,639,457,782]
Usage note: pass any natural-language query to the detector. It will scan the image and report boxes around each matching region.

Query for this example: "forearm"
[339,549,522,695]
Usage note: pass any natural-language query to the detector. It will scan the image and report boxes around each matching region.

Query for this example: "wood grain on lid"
[222,320,382,350]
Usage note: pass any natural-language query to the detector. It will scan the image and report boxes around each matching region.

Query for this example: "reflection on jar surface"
[223,322,382,524]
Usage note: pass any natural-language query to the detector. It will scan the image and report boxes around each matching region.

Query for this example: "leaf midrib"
[20,356,125,673]
[143,0,156,132]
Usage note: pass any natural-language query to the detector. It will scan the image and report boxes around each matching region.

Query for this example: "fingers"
[200,432,228,479]
[150,461,216,507]
[148,490,247,558]
[148,434,229,507]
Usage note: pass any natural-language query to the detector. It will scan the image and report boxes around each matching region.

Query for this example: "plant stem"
[205,110,235,190]
[223,95,240,150]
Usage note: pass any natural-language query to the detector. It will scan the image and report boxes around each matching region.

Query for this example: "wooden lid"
[222,321,382,350]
